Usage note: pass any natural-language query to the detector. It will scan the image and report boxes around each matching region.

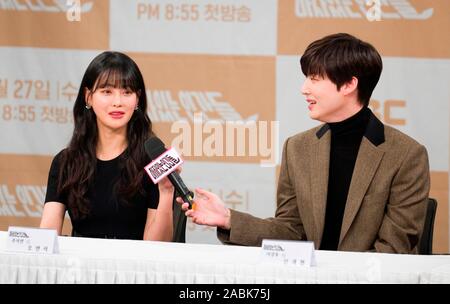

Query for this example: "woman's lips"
[109,111,125,119]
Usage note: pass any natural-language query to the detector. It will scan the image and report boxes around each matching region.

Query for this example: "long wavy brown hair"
[57,51,153,219]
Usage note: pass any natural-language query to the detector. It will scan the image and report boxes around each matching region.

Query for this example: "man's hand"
[176,188,231,230]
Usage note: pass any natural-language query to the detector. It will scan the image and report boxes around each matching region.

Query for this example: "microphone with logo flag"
[144,137,194,209]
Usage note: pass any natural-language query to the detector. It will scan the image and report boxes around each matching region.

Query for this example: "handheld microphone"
[144,137,194,209]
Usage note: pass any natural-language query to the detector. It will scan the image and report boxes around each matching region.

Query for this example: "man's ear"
[341,77,358,97]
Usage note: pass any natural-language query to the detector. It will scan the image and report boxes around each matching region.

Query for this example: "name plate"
[260,239,316,267]
[6,226,59,254]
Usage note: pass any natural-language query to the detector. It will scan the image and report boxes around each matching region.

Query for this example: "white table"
[1,231,449,284]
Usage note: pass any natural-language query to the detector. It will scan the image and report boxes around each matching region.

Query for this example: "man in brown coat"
[179,33,430,253]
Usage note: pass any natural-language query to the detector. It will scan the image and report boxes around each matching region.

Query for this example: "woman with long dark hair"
[40,51,174,241]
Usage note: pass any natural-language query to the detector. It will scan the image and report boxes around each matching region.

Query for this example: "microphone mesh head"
[144,137,166,160]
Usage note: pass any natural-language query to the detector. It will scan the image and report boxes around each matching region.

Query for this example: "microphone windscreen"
[144,137,166,160]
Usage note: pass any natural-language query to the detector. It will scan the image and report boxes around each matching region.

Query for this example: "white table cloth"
[1,231,449,283]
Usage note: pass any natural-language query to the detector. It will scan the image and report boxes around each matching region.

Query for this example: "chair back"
[172,196,187,243]
[418,198,437,254]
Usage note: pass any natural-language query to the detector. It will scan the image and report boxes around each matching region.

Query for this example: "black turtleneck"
[319,106,371,250]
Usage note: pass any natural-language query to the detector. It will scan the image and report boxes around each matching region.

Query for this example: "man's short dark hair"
[300,33,382,107]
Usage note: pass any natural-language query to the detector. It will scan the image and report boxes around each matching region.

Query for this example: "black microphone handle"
[167,172,194,209]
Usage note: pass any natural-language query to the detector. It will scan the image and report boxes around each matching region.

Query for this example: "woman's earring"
[85,104,91,110]
[135,105,139,111]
